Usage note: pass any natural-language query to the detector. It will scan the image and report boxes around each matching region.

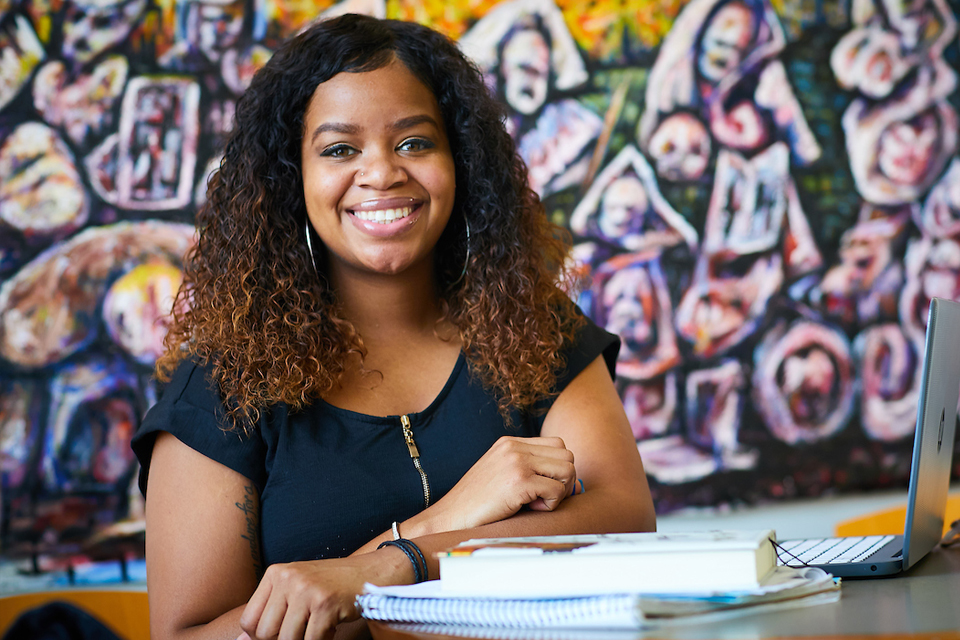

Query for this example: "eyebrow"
[309,122,361,145]
[390,115,441,132]
[309,114,441,146]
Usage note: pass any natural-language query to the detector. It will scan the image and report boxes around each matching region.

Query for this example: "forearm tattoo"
[235,484,263,576]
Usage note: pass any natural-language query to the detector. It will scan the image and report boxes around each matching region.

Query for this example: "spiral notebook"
[358,566,839,630]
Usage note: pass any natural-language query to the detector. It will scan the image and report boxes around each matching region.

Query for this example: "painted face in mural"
[697,1,757,84]
[300,59,456,280]
[686,361,748,452]
[602,266,654,357]
[63,0,147,66]
[0,123,88,236]
[754,322,854,444]
[920,238,960,303]
[102,262,184,365]
[54,386,139,489]
[89,396,138,484]
[877,110,940,186]
[221,44,271,95]
[648,113,711,181]
[858,324,920,441]
[186,0,246,62]
[597,176,648,240]
[819,222,897,324]
[622,380,671,440]
[677,249,785,357]
[781,348,836,424]
[500,28,551,116]
[831,26,910,100]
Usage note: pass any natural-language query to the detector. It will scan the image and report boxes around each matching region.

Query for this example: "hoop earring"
[450,219,471,286]
[305,221,319,275]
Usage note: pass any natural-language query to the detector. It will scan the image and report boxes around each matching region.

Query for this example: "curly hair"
[158,13,584,432]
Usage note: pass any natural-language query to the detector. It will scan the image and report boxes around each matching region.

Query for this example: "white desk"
[368,545,960,639]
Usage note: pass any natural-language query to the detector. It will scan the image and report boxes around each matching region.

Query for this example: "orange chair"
[0,590,149,640]
[835,493,960,537]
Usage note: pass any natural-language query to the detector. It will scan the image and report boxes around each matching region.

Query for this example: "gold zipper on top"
[400,414,431,508]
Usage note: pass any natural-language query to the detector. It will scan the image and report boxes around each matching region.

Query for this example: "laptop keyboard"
[776,535,896,565]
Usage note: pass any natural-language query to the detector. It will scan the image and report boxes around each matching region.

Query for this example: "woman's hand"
[429,436,577,532]
[238,547,412,640]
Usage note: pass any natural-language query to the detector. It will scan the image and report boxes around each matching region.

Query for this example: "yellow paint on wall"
[556,0,683,59]
[269,0,337,36]
[387,0,499,39]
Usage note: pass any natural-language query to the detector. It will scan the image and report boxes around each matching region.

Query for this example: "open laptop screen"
[902,297,960,571]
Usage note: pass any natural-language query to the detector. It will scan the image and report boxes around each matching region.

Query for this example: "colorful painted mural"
[1,0,959,572]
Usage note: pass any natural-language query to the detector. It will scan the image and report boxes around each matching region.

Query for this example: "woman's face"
[300,59,456,282]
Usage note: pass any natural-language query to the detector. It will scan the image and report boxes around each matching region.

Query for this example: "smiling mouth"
[350,205,417,224]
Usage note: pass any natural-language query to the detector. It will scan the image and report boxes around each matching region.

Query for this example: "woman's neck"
[321,259,462,414]
[329,260,447,341]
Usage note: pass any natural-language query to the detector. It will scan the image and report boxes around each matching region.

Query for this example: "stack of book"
[358,530,840,630]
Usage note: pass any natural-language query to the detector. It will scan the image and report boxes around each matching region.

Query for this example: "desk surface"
[368,546,960,640]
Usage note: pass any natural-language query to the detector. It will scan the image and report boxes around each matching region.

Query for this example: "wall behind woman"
[1,0,959,568]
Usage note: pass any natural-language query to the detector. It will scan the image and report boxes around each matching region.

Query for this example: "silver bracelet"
[392,521,401,541]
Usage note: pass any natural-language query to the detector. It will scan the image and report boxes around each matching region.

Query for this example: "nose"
[357,148,407,190]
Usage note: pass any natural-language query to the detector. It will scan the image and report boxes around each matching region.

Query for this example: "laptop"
[776,296,960,578]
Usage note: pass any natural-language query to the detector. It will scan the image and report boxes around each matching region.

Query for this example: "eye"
[320,144,356,158]
[398,138,435,152]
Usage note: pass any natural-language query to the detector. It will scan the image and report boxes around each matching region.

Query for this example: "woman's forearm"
[352,483,654,580]
[150,604,246,640]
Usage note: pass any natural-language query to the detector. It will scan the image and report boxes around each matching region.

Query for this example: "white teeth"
[353,206,414,223]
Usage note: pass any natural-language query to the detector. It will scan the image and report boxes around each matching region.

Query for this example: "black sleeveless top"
[132,319,618,566]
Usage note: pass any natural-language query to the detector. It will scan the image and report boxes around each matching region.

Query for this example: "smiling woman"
[130,13,654,640]
[301,60,456,280]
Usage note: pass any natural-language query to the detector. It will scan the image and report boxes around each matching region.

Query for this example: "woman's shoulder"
[132,356,270,495]
[132,357,227,457]
[147,356,217,412]
[164,356,227,413]
[560,309,620,387]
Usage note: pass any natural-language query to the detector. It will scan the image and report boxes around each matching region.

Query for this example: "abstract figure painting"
[461,0,603,197]
[1,0,959,570]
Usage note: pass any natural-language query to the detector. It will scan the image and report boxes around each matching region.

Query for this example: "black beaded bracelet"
[378,539,425,583]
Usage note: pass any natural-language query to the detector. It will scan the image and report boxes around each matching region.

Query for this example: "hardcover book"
[438,530,778,596]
